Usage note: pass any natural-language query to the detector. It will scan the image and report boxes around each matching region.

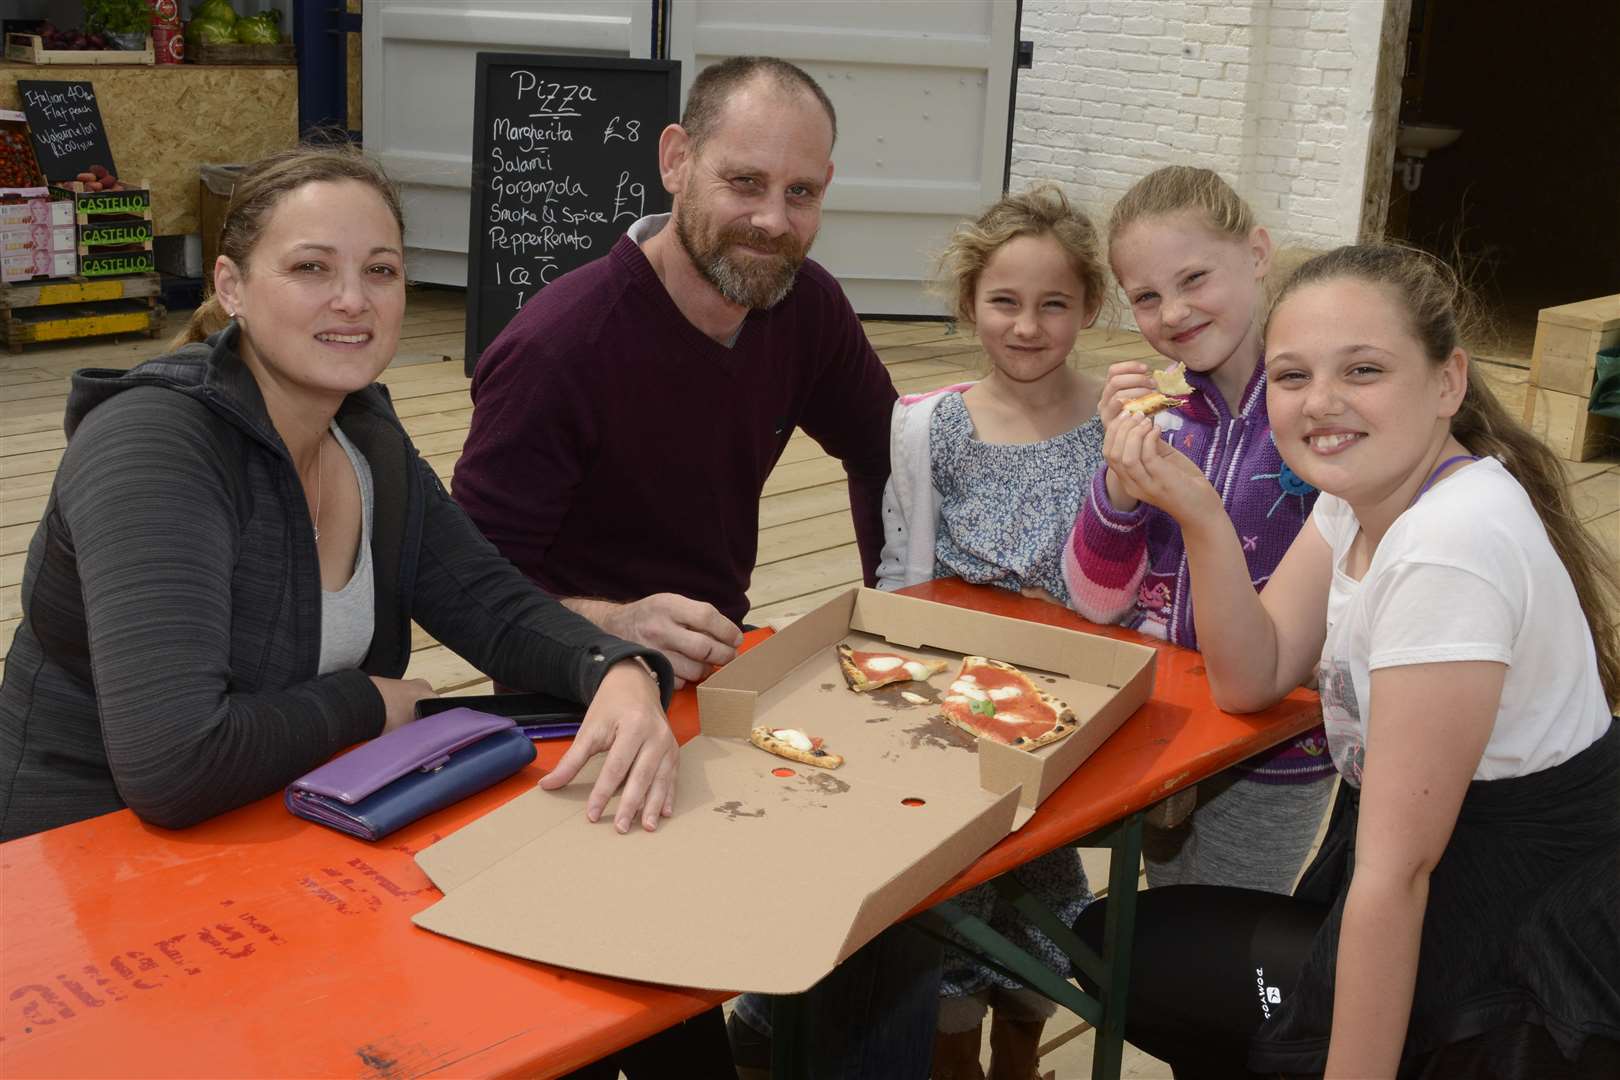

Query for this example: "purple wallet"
[285,707,537,841]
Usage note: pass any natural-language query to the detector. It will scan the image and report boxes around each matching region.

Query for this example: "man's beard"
[674,199,809,310]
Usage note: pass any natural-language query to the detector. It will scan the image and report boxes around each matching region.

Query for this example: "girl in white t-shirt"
[1071,245,1619,1077]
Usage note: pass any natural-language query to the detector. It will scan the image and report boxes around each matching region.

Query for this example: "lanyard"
[1411,453,1480,505]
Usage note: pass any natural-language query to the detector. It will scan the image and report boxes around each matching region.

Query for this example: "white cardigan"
[874,382,975,591]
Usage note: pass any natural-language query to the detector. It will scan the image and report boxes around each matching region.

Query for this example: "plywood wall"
[0,64,298,235]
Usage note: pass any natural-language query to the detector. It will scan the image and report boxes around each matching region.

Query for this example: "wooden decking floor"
[2,286,1617,694]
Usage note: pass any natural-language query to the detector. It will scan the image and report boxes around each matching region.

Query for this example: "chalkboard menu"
[15,79,116,183]
[465,54,680,375]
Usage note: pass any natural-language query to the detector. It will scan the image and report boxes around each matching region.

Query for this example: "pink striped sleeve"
[1062,466,1150,625]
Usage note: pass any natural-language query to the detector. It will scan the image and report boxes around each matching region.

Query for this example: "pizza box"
[411,587,1156,994]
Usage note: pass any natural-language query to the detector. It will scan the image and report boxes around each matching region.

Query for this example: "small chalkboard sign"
[15,79,116,183]
[465,53,680,376]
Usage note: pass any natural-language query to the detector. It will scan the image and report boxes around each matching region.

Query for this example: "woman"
[0,144,684,843]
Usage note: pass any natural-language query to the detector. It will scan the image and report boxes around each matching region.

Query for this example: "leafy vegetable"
[970,698,997,718]
[234,14,280,44]
[84,0,149,35]
[183,17,234,46]
[192,0,238,27]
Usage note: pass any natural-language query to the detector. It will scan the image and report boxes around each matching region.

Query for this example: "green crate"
[79,249,156,277]
[79,219,154,249]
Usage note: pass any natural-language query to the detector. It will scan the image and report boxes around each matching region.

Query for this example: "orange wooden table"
[0,581,1319,1079]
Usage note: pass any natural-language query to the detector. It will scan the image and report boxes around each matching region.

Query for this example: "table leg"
[910,810,1146,1080]
[770,993,806,1079]
[1092,811,1143,1080]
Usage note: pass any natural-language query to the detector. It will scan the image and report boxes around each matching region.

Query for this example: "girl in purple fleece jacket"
[1063,167,1334,893]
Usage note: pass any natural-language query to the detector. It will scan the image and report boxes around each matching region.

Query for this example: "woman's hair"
[1271,244,1620,705]
[174,141,405,347]
[936,184,1107,327]
[1107,165,1256,248]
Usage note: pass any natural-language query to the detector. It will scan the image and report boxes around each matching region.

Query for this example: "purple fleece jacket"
[453,232,896,627]
[1062,363,1331,784]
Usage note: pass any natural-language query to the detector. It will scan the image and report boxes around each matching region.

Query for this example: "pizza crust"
[835,644,870,690]
[1009,691,1076,750]
[1122,390,1186,417]
[836,643,947,692]
[750,726,845,769]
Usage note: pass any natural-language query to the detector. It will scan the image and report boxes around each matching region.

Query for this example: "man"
[455,56,896,688]
[457,58,936,1079]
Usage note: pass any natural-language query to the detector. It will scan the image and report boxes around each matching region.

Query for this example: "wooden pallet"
[0,272,164,352]
[2,300,164,351]
[0,271,160,308]
[4,33,154,66]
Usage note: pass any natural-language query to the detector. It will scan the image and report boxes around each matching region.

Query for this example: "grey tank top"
[317,422,376,675]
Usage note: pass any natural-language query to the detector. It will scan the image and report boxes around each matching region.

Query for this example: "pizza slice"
[750,726,844,769]
[1121,391,1186,418]
[837,643,949,692]
[1122,363,1194,417]
[938,657,1076,750]
[1151,361,1194,397]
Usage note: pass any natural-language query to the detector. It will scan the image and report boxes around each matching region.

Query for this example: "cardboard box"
[0,222,75,253]
[2,247,76,282]
[412,588,1156,994]
[0,196,73,227]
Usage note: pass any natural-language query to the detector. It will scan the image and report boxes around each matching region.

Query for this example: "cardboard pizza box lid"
[413,588,1155,994]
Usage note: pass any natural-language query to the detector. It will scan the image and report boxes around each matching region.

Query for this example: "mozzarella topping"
[865,656,905,673]
[949,681,989,701]
[770,728,813,752]
[901,661,934,681]
[987,686,1022,701]
[900,691,929,705]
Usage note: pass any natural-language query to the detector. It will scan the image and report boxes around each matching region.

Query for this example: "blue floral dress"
[928,390,1105,997]
[931,393,1105,607]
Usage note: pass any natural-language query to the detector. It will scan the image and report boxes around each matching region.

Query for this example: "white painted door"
[668,0,1016,316]
[363,1,652,286]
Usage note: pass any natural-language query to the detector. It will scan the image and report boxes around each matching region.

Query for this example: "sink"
[1397,123,1462,158]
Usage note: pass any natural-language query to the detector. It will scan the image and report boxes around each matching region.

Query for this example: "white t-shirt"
[1314,456,1609,786]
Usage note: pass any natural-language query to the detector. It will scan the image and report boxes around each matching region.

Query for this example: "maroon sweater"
[454,233,896,626]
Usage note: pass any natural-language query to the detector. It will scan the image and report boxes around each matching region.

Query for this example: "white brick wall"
[1010,0,1384,256]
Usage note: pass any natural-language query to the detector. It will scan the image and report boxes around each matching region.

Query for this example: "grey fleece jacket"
[0,324,672,841]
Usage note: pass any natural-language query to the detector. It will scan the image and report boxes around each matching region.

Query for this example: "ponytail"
[169,294,232,349]
[1270,245,1620,706]
[1453,367,1620,705]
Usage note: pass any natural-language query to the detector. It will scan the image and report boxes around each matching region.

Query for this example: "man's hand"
[369,676,437,733]
[568,593,742,687]
[539,659,679,832]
